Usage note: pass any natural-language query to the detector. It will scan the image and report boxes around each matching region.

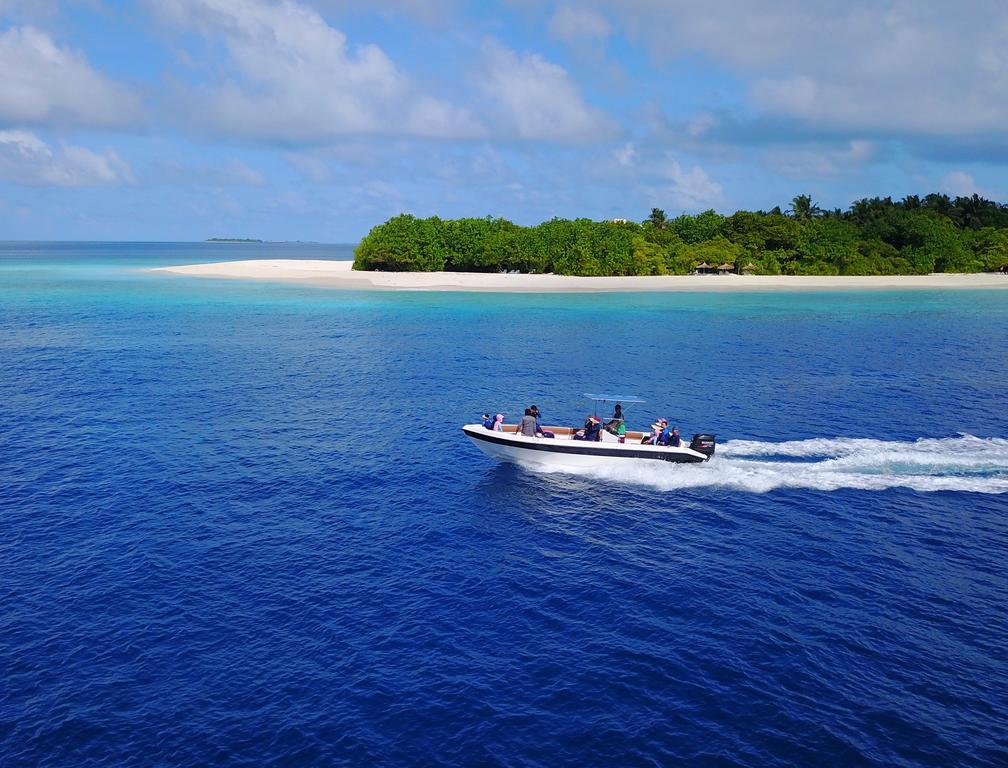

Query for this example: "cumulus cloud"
[155,158,266,186]
[583,1,1008,143]
[149,0,481,141]
[0,130,133,185]
[0,26,141,128]
[478,39,617,140]
[660,158,722,208]
[311,0,460,24]
[765,139,877,179]
[613,141,637,167]
[939,171,980,197]
[548,5,611,42]
[0,0,62,20]
[634,151,722,210]
[284,151,336,183]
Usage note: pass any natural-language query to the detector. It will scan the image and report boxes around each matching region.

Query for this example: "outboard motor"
[689,434,716,460]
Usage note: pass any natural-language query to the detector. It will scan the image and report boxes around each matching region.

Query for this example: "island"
[205,238,263,243]
[154,193,1008,292]
[353,194,1008,277]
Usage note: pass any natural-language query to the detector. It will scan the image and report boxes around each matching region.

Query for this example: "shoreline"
[150,259,1008,293]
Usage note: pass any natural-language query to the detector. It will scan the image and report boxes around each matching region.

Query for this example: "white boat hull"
[463,424,710,471]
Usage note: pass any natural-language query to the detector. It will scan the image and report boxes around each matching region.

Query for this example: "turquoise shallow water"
[2,243,1007,766]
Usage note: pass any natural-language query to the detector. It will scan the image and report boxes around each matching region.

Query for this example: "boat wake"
[534,434,1008,494]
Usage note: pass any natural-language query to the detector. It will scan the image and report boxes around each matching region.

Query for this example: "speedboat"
[463,394,715,471]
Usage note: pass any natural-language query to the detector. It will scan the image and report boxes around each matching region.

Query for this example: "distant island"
[206,238,263,243]
[353,194,1008,276]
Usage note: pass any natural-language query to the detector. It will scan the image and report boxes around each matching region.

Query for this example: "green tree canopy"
[353,193,1008,276]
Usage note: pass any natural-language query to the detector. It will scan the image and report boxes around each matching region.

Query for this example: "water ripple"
[2,249,1008,766]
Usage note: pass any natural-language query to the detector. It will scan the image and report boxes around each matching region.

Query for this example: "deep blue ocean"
[2,242,1007,767]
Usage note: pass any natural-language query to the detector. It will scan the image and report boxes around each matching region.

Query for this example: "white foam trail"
[534,434,1008,494]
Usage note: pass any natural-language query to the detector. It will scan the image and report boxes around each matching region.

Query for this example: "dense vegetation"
[352,194,1008,276]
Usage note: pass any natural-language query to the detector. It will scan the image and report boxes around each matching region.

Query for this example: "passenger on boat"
[642,421,664,445]
[669,426,681,447]
[655,418,670,445]
[482,413,495,430]
[492,413,504,431]
[517,408,539,437]
[573,415,602,441]
[529,404,554,438]
[604,403,624,432]
[603,403,627,439]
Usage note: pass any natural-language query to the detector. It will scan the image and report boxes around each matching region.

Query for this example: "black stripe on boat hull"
[463,427,706,463]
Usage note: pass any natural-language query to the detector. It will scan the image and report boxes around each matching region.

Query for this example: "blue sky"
[0,0,1005,242]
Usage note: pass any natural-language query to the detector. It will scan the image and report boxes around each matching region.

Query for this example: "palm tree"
[789,194,821,221]
[923,193,953,217]
[647,208,668,229]
[901,194,921,210]
[954,193,997,229]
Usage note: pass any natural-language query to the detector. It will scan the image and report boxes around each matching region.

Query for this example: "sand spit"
[151,260,1008,293]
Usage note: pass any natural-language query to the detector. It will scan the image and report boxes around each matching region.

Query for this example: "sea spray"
[527,435,1008,494]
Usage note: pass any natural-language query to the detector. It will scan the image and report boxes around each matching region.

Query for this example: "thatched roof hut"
[741,261,757,274]
[717,262,736,273]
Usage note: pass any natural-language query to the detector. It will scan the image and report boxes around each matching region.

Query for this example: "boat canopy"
[583,393,646,404]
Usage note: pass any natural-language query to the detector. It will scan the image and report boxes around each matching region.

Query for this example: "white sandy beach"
[151,259,1008,293]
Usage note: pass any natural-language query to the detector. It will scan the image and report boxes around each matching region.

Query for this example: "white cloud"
[765,140,877,179]
[548,5,611,42]
[662,158,722,208]
[939,171,980,197]
[478,39,617,140]
[637,153,722,210]
[311,0,460,24]
[0,129,133,186]
[686,113,717,139]
[354,179,400,201]
[155,158,266,186]
[0,1,60,20]
[149,0,482,141]
[613,141,637,167]
[589,0,1008,139]
[284,151,335,183]
[0,26,140,128]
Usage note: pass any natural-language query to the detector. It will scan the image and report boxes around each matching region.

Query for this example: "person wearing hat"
[529,404,554,439]
[642,420,664,445]
[517,407,539,437]
[573,414,601,441]
[656,418,671,446]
